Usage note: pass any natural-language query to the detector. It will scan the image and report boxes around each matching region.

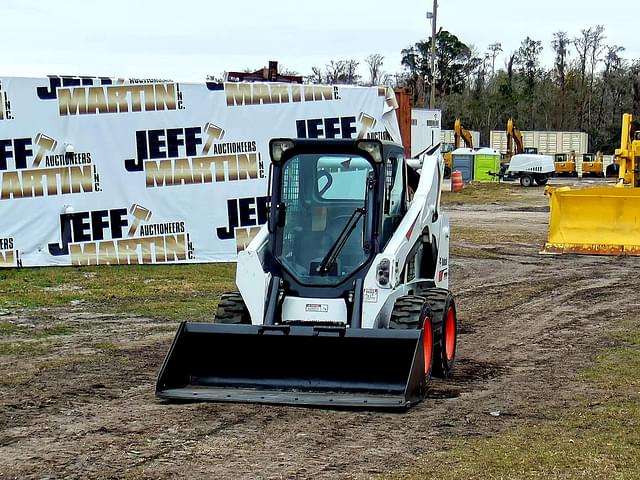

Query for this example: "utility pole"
[428,0,437,109]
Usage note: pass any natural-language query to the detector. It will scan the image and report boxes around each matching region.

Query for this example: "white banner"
[0,76,400,267]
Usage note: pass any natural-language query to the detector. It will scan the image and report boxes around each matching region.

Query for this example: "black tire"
[520,174,533,187]
[421,289,457,378]
[534,176,548,186]
[389,296,434,381]
[214,292,251,324]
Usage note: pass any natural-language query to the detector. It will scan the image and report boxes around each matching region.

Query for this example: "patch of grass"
[34,325,76,338]
[391,402,640,480]
[94,341,119,351]
[612,330,640,346]
[0,321,78,356]
[386,325,640,480]
[104,298,222,322]
[442,182,547,206]
[0,371,33,386]
[450,245,499,259]
[0,263,236,320]
[37,353,112,370]
[0,320,22,335]
[0,321,76,339]
[453,226,546,245]
[0,340,51,356]
[148,323,186,334]
[583,331,640,390]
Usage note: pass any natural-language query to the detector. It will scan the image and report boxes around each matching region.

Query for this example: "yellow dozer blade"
[542,113,640,256]
[542,185,640,255]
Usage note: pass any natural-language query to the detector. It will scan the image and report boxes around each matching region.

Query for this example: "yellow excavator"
[443,118,473,176]
[506,118,524,159]
[543,113,640,255]
[454,118,473,150]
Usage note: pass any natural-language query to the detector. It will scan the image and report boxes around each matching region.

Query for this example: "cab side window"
[381,156,405,247]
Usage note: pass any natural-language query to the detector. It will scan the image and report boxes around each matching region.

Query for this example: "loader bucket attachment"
[542,186,640,255]
[156,322,427,409]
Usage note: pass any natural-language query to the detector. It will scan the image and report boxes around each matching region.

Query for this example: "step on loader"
[543,114,640,255]
[157,139,458,409]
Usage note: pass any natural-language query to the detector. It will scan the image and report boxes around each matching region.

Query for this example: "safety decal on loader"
[305,304,329,313]
[364,288,379,303]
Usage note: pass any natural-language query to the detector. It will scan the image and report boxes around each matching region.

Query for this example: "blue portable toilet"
[451,148,475,182]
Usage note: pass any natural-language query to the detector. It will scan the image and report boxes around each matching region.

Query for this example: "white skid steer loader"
[156,138,458,409]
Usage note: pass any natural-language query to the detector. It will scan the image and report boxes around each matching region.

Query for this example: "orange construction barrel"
[452,170,464,192]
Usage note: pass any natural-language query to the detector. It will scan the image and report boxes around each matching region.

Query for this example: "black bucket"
[156,322,426,409]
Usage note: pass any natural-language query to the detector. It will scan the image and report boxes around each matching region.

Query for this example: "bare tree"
[552,31,570,127]
[308,66,324,84]
[505,52,517,87]
[587,26,606,128]
[344,59,361,84]
[633,61,640,117]
[277,65,300,76]
[323,59,360,84]
[596,45,625,133]
[324,60,346,84]
[365,54,385,85]
[487,42,503,77]
[574,25,605,130]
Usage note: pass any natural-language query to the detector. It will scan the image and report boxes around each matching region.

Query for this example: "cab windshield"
[277,153,373,286]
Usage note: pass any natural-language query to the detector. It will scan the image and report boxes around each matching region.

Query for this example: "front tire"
[389,296,434,381]
[520,174,533,187]
[214,292,251,324]
[421,289,457,378]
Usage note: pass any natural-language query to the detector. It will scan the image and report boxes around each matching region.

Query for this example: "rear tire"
[534,176,548,186]
[520,174,533,187]
[421,289,457,378]
[214,292,251,324]
[389,296,434,381]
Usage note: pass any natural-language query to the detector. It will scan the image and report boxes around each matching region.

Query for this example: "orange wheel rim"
[422,317,433,374]
[445,307,456,362]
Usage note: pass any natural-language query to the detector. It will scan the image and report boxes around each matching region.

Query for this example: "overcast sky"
[1,0,637,82]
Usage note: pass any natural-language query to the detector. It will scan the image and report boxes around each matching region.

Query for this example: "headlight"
[357,140,383,164]
[376,258,391,287]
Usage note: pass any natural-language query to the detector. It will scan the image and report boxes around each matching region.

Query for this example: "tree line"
[304,26,640,153]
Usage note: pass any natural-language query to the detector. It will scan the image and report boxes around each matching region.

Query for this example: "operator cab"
[267,138,407,298]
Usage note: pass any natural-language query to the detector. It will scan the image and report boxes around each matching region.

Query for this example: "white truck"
[502,153,555,187]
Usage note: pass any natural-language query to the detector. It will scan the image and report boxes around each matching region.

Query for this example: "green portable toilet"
[473,148,501,182]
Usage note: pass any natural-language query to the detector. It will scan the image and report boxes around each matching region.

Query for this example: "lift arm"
[506,118,524,158]
[614,113,639,187]
[454,118,473,149]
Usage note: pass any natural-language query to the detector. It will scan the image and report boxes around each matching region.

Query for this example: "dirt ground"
[1,186,639,479]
